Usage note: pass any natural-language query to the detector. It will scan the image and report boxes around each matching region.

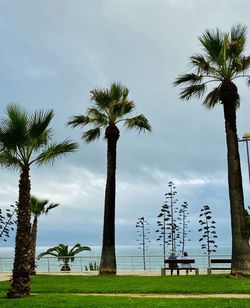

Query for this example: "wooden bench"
[208,259,231,274]
[161,259,199,276]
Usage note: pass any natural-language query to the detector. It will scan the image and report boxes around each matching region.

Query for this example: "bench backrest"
[164,259,195,264]
[211,259,231,264]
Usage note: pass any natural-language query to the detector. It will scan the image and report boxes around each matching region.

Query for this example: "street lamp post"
[238,133,250,186]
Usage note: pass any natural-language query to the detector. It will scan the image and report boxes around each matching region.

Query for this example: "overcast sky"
[1,0,250,255]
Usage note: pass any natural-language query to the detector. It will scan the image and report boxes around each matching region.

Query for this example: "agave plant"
[37,244,91,271]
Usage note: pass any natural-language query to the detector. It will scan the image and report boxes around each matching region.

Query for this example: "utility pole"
[239,133,250,186]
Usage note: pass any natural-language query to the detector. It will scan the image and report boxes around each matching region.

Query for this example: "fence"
[0,254,231,273]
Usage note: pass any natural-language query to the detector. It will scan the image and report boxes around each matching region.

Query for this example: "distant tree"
[37,244,91,271]
[0,204,17,242]
[178,202,191,256]
[136,217,151,270]
[174,24,250,275]
[29,196,59,275]
[0,104,78,298]
[198,205,218,268]
[156,202,169,262]
[68,82,151,275]
[161,181,180,255]
[156,183,191,260]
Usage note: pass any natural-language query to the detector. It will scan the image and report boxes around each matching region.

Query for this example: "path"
[78,293,250,298]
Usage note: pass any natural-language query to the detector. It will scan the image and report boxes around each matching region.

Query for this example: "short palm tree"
[174,24,250,275]
[68,82,151,275]
[0,104,78,297]
[30,195,59,275]
[37,244,91,271]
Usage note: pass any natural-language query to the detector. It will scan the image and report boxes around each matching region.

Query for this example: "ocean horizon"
[0,244,231,273]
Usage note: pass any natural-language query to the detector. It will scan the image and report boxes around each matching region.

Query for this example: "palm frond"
[0,150,22,171]
[190,54,214,75]
[82,128,101,143]
[45,203,59,214]
[124,115,151,133]
[90,88,110,110]
[67,115,90,128]
[69,243,91,255]
[203,87,221,109]
[230,24,246,54]
[111,100,135,122]
[174,73,203,86]
[29,110,54,140]
[30,195,58,216]
[37,250,58,259]
[34,140,78,165]
[233,56,250,74]
[200,29,224,63]
[0,104,29,148]
[179,84,206,100]
[87,108,108,125]
[110,82,129,101]
[30,195,49,215]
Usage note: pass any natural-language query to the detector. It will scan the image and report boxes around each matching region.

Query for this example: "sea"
[0,245,231,273]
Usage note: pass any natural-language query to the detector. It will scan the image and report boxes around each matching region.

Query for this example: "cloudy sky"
[1,0,250,254]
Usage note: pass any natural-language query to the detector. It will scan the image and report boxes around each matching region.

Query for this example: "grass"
[0,274,249,307]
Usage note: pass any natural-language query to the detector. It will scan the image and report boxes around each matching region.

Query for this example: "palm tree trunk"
[221,81,250,275]
[29,216,38,275]
[99,124,119,275]
[7,165,32,297]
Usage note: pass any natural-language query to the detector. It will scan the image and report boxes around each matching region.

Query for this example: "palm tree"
[68,82,151,275]
[37,243,91,271]
[174,24,250,275]
[0,104,78,297]
[30,196,59,275]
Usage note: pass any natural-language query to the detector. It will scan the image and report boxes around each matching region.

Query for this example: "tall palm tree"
[37,243,91,271]
[30,195,59,275]
[174,24,250,275]
[0,104,78,297]
[68,82,151,275]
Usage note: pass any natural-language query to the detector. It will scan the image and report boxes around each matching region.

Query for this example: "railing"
[0,254,231,273]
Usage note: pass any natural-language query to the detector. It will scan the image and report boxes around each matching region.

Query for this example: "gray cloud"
[1,0,250,253]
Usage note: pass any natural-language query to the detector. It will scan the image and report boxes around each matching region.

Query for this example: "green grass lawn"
[0,274,250,307]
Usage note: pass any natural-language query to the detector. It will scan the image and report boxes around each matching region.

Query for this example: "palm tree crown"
[0,104,78,169]
[174,24,250,107]
[30,195,59,217]
[37,243,91,262]
[68,82,151,141]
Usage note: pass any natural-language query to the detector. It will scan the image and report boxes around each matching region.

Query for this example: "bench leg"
[195,268,199,275]
[207,268,211,275]
[161,268,166,276]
